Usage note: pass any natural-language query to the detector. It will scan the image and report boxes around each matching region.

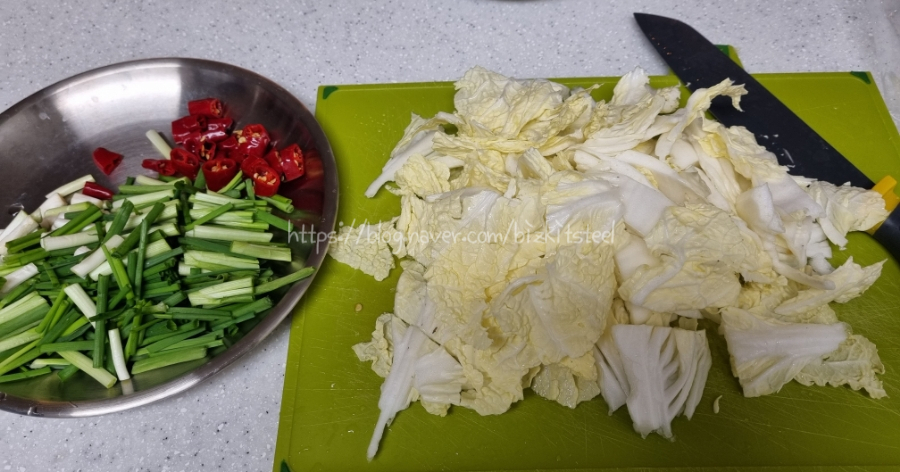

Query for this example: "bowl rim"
[0,57,339,418]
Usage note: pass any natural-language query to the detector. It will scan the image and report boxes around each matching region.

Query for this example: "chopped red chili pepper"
[187,98,225,118]
[170,148,202,180]
[81,182,115,200]
[277,144,305,181]
[199,141,216,161]
[201,117,234,143]
[249,163,281,197]
[214,135,239,161]
[142,159,177,176]
[92,147,123,175]
[183,131,202,155]
[240,155,268,177]
[263,149,282,175]
[236,124,271,158]
[171,115,205,144]
[183,131,217,160]
[201,158,239,192]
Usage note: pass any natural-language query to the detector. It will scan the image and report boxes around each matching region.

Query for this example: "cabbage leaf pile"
[330,66,888,459]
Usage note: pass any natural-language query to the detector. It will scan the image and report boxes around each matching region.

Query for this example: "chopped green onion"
[0,328,41,353]
[108,328,130,381]
[70,235,125,279]
[0,263,40,295]
[112,189,175,210]
[92,319,107,368]
[0,292,49,327]
[185,225,273,243]
[183,251,259,271]
[45,175,95,199]
[134,175,167,186]
[51,205,102,236]
[56,364,79,381]
[184,203,234,232]
[0,366,51,383]
[63,284,97,326]
[261,195,294,213]
[40,232,99,252]
[254,210,292,232]
[230,242,291,262]
[255,267,315,295]
[40,340,94,354]
[58,350,116,388]
[42,202,92,218]
[29,358,70,369]
[145,130,172,159]
[131,347,207,375]
[103,200,134,244]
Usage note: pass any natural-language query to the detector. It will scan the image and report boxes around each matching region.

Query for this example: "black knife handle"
[872,207,900,261]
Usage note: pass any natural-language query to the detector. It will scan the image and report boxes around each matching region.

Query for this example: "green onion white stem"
[63,284,97,327]
[45,175,95,199]
[108,328,130,381]
[0,263,39,295]
[35,194,68,228]
[43,202,92,218]
[89,238,173,280]
[0,216,39,255]
[74,246,93,256]
[186,225,273,243]
[29,358,71,369]
[145,130,172,159]
[112,189,175,209]
[230,242,291,262]
[189,209,254,223]
[183,250,259,271]
[71,235,125,279]
[58,350,116,388]
[148,223,181,237]
[69,193,105,208]
[131,347,207,375]
[40,231,99,252]
[134,175,167,186]
[0,328,41,353]
[0,212,31,242]
[0,292,48,326]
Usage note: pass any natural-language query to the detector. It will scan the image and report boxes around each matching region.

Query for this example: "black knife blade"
[634,12,900,260]
[634,12,872,188]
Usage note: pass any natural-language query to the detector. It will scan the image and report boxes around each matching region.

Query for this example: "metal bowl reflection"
[0,58,337,417]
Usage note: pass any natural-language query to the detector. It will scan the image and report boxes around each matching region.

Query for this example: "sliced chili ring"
[142,159,177,176]
[249,163,281,197]
[240,155,268,177]
[278,144,305,181]
[183,132,216,160]
[82,182,114,200]
[201,117,234,143]
[201,157,239,192]
[236,124,271,158]
[187,98,225,118]
[171,115,205,144]
[92,147,123,176]
[263,149,282,175]
[170,148,202,180]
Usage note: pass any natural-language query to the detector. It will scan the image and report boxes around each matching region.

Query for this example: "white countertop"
[1,1,899,470]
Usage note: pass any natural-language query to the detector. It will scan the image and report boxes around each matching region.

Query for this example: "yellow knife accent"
[868,175,900,233]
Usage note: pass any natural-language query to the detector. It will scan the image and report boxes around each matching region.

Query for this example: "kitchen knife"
[634,12,900,260]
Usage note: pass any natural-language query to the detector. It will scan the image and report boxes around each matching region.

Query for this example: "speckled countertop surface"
[1,1,899,470]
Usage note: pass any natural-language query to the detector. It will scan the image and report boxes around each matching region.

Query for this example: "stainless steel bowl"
[0,58,338,417]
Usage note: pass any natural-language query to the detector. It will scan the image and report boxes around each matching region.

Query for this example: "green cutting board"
[274,68,900,471]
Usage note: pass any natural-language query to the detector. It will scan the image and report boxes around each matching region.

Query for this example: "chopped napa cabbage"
[596,324,711,439]
[336,66,889,457]
[721,307,848,397]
